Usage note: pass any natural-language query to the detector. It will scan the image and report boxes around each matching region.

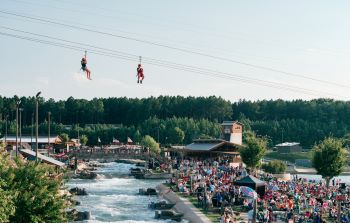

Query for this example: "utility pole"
[15,100,21,157]
[31,112,34,149]
[19,108,23,150]
[4,114,8,146]
[48,111,51,156]
[35,92,41,162]
[77,123,80,147]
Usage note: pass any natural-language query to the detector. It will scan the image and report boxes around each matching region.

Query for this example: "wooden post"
[253,198,257,223]
[337,200,341,223]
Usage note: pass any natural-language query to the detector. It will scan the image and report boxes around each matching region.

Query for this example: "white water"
[295,174,350,183]
[67,162,181,223]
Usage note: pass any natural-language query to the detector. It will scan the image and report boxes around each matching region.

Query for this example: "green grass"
[265,151,312,163]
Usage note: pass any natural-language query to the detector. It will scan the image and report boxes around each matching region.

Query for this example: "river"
[66,162,350,222]
[295,174,350,183]
[67,162,182,223]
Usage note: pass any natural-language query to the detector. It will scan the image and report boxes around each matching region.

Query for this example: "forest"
[0,96,349,148]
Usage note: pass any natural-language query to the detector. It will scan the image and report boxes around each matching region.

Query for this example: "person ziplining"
[137,56,144,84]
[81,51,91,80]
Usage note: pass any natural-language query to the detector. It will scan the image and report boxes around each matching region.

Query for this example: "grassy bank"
[265,151,312,163]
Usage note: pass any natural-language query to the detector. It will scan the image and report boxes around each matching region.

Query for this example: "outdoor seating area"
[164,157,350,223]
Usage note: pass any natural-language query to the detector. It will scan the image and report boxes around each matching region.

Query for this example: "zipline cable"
[0,30,345,99]
[0,10,349,90]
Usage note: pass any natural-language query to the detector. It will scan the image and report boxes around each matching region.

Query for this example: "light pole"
[35,91,41,162]
[4,114,8,146]
[77,123,80,148]
[19,108,23,150]
[16,100,21,157]
[31,112,34,149]
[48,111,51,156]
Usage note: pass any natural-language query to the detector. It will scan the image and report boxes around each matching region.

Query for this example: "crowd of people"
[162,156,350,223]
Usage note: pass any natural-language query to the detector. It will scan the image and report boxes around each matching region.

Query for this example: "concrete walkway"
[157,184,212,223]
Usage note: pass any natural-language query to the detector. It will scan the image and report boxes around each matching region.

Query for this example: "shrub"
[262,160,286,174]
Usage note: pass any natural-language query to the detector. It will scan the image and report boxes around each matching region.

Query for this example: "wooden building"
[276,142,302,153]
[166,121,243,165]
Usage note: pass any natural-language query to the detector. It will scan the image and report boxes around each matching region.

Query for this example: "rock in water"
[69,187,88,196]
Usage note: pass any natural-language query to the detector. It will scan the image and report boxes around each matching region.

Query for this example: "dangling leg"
[84,69,88,79]
[86,69,91,80]
[137,75,140,83]
[140,75,144,84]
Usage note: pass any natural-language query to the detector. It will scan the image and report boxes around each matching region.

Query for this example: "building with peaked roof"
[2,135,62,144]
[276,142,302,153]
[166,121,243,164]
[185,139,241,156]
[1,135,62,150]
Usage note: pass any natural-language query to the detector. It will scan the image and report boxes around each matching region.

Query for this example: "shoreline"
[289,167,350,176]
[156,184,213,223]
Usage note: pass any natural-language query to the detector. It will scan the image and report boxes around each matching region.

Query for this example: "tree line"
[1,96,350,148]
[234,99,350,148]
[0,95,232,126]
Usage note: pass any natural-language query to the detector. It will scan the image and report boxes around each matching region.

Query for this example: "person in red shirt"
[137,64,144,84]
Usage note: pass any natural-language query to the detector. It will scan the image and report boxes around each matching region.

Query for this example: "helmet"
[138,64,141,67]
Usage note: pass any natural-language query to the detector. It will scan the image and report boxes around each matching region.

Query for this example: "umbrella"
[269,185,279,191]
[240,186,258,199]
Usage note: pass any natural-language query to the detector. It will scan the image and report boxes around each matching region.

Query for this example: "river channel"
[67,162,181,223]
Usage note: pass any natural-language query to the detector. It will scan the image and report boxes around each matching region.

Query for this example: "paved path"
[157,184,212,223]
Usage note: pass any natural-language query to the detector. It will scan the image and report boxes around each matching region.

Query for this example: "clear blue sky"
[1,0,349,102]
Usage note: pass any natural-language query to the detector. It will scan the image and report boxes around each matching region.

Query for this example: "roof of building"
[276,142,300,147]
[185,142,225,151]
[221,121,243,126]
[1,136,61,144]
[185,139,241,152]
[20,149,65,167]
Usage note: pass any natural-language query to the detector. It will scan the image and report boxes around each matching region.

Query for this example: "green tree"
[0,143,67,222]
[168,127,185,144]
[262,160,286,174]
[133,130,142,144]
[0,145,15,223]
[312,137,347,187]
[59,133,69,146]
[141,135,160,154]
[0,180,15,223]
[342,133,350,150]
[80,134,88,146]
[240,133,267,170]
[6,160,67,223]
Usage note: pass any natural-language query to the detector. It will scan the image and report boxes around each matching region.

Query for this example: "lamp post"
[77,123,80,148]
[48,111,51,156]
[31,112,34,149]
[19,108,23,150]
[35,91,41,162]
[16,100,21,157]
[4,114,8,146]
